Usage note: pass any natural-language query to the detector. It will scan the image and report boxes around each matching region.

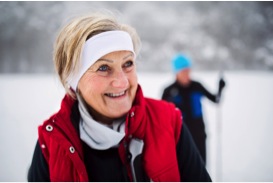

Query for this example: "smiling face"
[77,50,138,124]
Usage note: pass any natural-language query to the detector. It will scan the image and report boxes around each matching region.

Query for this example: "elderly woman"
[28,12,211,182]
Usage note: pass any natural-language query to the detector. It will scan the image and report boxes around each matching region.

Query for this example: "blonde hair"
[53,12,141,98]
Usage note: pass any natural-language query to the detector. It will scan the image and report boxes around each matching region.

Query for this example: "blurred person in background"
[162,54,226,165]
[27,13,211,181]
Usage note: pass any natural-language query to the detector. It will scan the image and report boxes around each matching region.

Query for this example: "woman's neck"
[87,107,115,125]
[77,93,126,125]
[86,101,127,126]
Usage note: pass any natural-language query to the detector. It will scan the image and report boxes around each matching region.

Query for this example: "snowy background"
[1,72,273,181]
[1,1,273,182]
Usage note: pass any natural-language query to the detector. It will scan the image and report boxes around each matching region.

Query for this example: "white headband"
[68,30,135,91]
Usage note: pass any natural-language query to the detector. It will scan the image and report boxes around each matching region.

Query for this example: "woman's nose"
[112,70,129,88]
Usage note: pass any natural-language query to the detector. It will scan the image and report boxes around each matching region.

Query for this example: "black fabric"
[70,100,80,133]
[28,141,50,182]
[177,123,211,182]
[186,118,207,164]
[162,80,219,122]
[162,80,221,164]
[82,142,130,181]
[132,154,149,181]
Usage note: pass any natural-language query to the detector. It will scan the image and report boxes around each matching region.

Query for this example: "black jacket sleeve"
[197,82,218,103]
[28,141,50,182]
[176,123,212,182]
[199,79,226,104]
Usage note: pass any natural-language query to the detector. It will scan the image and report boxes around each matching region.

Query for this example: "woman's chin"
[107,107,130,119]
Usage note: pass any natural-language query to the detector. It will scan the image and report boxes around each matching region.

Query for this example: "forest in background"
[1,1,273,73]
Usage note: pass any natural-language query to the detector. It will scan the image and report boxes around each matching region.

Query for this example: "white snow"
[0,71,273,181]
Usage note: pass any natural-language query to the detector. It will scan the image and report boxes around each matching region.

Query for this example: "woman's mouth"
[105,91,126,98]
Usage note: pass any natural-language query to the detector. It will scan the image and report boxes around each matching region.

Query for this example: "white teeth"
[106,91,125,97]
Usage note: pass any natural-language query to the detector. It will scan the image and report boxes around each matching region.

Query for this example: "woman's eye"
[124,61,133,68]
[97,65,109,72]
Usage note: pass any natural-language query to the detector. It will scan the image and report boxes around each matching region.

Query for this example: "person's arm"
[28,141,50,182]
[176,123,212,182]
[198,79,225,103]
[162,88,170,101]
[216,78,226,102]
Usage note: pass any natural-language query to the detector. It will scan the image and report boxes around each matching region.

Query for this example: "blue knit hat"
[172,54,192,73]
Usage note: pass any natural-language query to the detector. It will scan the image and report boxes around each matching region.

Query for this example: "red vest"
[38,86,182,181]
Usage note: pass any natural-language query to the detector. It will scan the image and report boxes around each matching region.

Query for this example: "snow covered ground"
[1,71,273,181]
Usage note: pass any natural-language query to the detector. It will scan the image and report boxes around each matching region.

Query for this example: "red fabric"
[38,85,182,181]
[38,95,88,181]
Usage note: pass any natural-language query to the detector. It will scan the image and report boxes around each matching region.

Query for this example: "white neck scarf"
[77,94,125,150]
